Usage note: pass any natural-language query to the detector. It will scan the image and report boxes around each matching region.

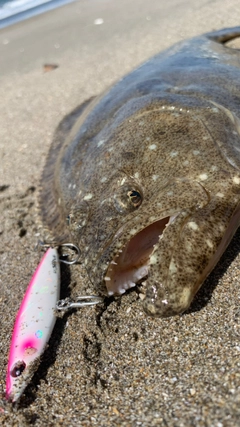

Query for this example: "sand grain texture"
[1,0,240,425]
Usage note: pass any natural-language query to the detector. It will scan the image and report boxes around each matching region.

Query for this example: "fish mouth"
[105,216,173,295]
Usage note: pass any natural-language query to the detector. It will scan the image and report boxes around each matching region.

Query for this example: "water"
[0,0,74,28]
[0,0,52,20]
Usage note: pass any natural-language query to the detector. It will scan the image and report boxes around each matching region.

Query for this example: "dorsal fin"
[37,98,95,242]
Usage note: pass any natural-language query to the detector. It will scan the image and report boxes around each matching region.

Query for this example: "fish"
[6,248,60,402]
[39,26,240,317]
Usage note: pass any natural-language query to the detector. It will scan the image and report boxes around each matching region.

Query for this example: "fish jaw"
[104,216,173,295]
[94,178,208,298]
[102,186,240,317]
[143,197,240,317]
[6,248,60,402]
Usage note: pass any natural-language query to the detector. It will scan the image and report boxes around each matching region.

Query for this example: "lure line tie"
[56,296,104,312]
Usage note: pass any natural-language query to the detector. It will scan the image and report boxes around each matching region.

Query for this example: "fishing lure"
[6,243,103,402]
[6,247,60,402]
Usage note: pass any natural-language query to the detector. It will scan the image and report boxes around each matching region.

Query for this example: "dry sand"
[0,0,240,425]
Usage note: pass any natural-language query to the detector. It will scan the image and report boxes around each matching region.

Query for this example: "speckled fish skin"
[39,27,240,317]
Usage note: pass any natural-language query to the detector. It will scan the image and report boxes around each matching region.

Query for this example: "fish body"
[39,27,240,317]
[6,248,60,401]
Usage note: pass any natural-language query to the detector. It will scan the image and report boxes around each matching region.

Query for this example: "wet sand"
[1,0,240,425]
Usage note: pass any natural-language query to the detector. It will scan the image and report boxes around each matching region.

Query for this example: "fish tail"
[206,26,240,43]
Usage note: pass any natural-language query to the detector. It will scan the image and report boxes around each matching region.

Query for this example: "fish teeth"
[128,282,136,289]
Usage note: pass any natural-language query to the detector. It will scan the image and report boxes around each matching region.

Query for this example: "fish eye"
[114,185,143,213]
[10,361,26,378]
[127,190,142,208]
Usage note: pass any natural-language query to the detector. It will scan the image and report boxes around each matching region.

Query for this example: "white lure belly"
[6,247,60,402]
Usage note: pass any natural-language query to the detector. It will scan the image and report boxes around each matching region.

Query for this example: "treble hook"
[56,296,104,313]
[59,243,81,265]
[36,241,81,265]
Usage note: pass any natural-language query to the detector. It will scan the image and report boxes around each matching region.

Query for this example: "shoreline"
[0,0,75,29]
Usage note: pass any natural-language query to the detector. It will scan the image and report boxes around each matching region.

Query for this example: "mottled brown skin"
[39,27,240,317]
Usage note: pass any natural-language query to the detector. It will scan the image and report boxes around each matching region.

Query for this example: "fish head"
[65,100,240,316]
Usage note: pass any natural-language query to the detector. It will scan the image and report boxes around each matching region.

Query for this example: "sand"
[1,0,240,425]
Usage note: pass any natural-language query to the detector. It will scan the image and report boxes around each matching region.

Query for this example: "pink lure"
[6,247,60,402]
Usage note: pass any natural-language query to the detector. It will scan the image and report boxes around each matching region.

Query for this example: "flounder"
[39,27,240,317]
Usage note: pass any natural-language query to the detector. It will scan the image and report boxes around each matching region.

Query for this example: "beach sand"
[1,0,240,425]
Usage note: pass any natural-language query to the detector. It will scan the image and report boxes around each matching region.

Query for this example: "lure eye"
[10,361,26,378]
[127,190,142,208]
